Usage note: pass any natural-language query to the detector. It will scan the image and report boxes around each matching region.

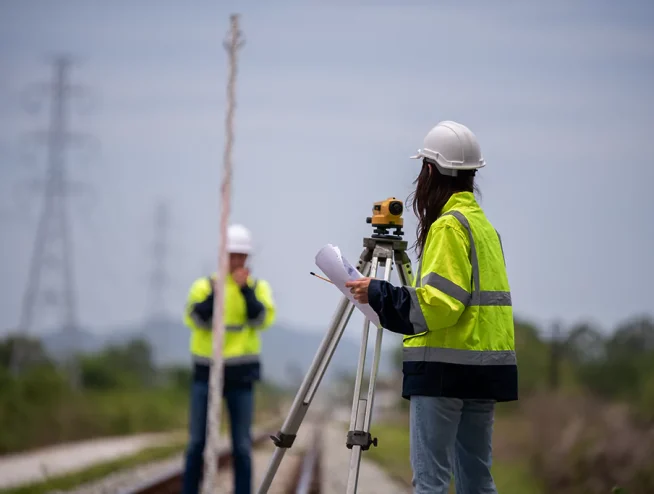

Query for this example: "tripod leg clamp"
[270,431,296,448]
[346,430,378,451]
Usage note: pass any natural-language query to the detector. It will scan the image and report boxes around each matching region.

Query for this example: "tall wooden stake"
[202,14,245,494]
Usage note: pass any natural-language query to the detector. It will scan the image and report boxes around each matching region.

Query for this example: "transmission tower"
[145,199,171,322]
[12,55,91,386]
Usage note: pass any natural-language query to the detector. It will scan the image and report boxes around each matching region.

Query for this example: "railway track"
[287,424,322,494]
[116,427,273,494]
[117,417,323,494]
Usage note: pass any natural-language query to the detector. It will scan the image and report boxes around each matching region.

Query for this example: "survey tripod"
[256,198,414,494]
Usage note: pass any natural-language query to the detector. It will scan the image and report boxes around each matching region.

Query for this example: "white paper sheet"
[314,244,381,328]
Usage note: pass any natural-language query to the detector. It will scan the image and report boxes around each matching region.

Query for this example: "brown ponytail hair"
[407,159,479,257]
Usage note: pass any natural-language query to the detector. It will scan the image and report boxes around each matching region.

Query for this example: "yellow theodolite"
[366,197,404,238]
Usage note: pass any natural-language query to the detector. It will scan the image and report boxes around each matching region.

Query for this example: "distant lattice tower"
[12,55,93,387]
[145,199,172,322]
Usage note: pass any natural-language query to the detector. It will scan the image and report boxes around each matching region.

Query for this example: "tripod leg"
[256,259,372,494]
[394,248,415,287]
[345,249,394,494]
[347,255,380,434]
[363,256,393,432]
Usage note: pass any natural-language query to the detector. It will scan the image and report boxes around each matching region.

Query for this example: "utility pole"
[145,199,171,323]
[12,55,90,389]
[202,14,245,494]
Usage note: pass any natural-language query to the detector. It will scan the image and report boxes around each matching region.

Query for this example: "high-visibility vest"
[402,191,518,401]
[184,274,276,366]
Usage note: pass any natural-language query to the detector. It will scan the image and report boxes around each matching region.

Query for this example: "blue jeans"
[410,396,497,494]
[182,380,254,494]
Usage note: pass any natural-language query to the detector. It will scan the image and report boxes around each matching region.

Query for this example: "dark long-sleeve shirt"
[192,284,265,326]
[367,279,416,335]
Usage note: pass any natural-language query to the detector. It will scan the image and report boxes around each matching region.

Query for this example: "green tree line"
[515,315,654,422]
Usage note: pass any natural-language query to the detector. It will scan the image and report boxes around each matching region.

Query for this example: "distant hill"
[38,318,401,387]
[41,326,106,358]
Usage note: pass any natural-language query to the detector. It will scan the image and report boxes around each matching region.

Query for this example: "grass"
[363,414,545,494]
[491,458,543,494]
[0,387,190,455]
[0,377,286,454]
[0,386,285,494]
[0,438,187,494]
[365,421,412,485]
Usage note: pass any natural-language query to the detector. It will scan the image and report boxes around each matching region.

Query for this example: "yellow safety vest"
[184,274,276,366]
[402,191,518,401]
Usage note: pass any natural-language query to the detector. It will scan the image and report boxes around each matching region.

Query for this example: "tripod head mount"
[366,197,404,239]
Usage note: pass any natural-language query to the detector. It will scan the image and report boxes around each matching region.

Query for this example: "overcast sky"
[1,0,653,344]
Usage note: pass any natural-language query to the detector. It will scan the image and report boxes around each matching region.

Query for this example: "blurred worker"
[346,121,517,494]
[181,224,276,494]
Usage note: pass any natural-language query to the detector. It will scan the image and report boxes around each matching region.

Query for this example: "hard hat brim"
[409,150,486,169]
[227,249,251,255]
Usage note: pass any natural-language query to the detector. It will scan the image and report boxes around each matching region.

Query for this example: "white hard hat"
[410,121,486,176]
[226,224,253,254]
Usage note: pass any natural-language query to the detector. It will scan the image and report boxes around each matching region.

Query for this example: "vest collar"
[440,191,477,216]
[209,272,254,287]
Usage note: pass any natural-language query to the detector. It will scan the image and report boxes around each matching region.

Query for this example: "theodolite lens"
[389,201,403,216]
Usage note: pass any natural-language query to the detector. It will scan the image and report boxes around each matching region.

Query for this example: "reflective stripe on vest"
[190,322,248,332]
[403,346,516,365]
[192,353,260,366]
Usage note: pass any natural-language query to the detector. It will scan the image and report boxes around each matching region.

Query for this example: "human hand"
[345,277,373,304]
[232,267,250,287]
